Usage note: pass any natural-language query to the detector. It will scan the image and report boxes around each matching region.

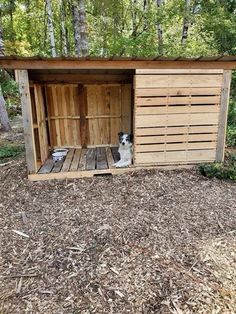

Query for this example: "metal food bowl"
[53,148,69,156]
[52,149,68,162]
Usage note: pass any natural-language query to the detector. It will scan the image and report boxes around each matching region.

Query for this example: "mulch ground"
[0,156,236,313]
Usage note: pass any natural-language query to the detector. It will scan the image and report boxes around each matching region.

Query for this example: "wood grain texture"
[17,70,37,173]
[61,149,75,172]
[136,133,217,144]
[135,150,216,164]
[136,74,223,88]
[136,69,224,74]
[136,105,220,115]
[96,147,108,170]
[216,70,232,162]
[38,158,54,174]
[135,113,219,128]
[86,148,96,170]
[136,96,220,106]
[135,125,218,136]
[34,85,49,163]
[4,59,236,70]
[121,84,132,133]
[135,87,221,97]
[135,142,216,152]
[70,148,81,171]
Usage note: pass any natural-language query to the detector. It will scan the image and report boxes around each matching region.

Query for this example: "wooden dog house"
[1,56,236,181]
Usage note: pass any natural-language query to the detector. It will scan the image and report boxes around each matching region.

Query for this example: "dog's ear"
[129,134,134,143]
[118,132,124,138]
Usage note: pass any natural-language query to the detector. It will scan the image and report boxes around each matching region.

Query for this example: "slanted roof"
[1,55,236,70]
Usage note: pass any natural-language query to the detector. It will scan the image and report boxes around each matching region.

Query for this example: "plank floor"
[30,147,195,181]
[37,147,120,175]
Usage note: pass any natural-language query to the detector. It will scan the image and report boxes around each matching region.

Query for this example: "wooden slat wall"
[45,84,81,148]
[86,84,131,146]
[134,69,224,165]
[44,83,131,148]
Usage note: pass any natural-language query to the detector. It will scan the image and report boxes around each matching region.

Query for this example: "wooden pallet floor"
[29,147,129,181]
[28,147,195,181]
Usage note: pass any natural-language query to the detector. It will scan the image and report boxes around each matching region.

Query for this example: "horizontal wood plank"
[136,133,217,144]
[135,150,216,164]
[135,113,219,128]
[136,96,220,106]
[135,142,217,152]
[136,69,224,74]
[135,74,223,88]
[136,105,220,115]
[135,125,218,136]
[135,87,222,97]
[3,59,236,70]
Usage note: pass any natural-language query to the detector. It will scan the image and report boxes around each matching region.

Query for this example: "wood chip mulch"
[0,157,236,314]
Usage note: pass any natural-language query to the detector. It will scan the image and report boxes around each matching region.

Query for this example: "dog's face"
[118,132,133,147]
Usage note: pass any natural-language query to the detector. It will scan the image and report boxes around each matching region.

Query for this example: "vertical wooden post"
[78,84,87,147]
[216,70,232,162]
[17,70,37,173]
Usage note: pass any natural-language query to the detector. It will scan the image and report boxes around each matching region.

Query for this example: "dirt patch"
[0,156,236,313]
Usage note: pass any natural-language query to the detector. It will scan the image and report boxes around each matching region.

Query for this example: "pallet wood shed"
[1,56,236,181]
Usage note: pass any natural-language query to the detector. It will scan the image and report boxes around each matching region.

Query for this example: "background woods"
[0,0,235,58]
[0,0,235,133]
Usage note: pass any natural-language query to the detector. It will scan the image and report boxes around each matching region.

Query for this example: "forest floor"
[0,123,236,314]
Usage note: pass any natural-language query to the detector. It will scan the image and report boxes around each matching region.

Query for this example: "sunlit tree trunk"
[181,0,191,44]
[59,0,67,56]
[72,0,89,57]
[156,0,164,55]
[0,23,11,131]
[131,0,137,38]
[72,2,81,56]
[45,0,57,57]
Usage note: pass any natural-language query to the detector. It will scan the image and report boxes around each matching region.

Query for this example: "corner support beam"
[16,70,37,173]
[216,70,232,162]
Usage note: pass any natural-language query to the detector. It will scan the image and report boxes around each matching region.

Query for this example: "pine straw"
[0,157,236,314]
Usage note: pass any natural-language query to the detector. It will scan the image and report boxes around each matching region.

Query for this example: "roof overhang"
[1,56,236,70]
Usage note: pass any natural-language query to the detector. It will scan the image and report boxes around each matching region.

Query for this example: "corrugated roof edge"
[1,55,236,61]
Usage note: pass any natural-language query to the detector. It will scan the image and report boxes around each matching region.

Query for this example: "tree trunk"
[72,0,89,57]
[156,0,164,55]
[0,25,5,56]
[78,0,88,56]
[0,84,11,131]
[131,0,137,38]
[181,0,191,44]
[0,22,11,131]
[72,2,81,56]
[45,0,57,57]
[59,0,68,56]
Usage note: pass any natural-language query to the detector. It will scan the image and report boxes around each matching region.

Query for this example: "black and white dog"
[113,132,133,168]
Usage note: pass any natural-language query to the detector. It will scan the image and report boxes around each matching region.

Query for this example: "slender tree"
[59,0,68,56]
[45,0,57,57]
[181,0,191,44]
[72,0,89,57]
[0,23,11,131]
[156,0,164,55]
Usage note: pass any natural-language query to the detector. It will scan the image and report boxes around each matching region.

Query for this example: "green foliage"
[0,70,20,117]
[0,143,24,162]
[199,152,236,181]
[226,71,236,147]
[1,0,236,57]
